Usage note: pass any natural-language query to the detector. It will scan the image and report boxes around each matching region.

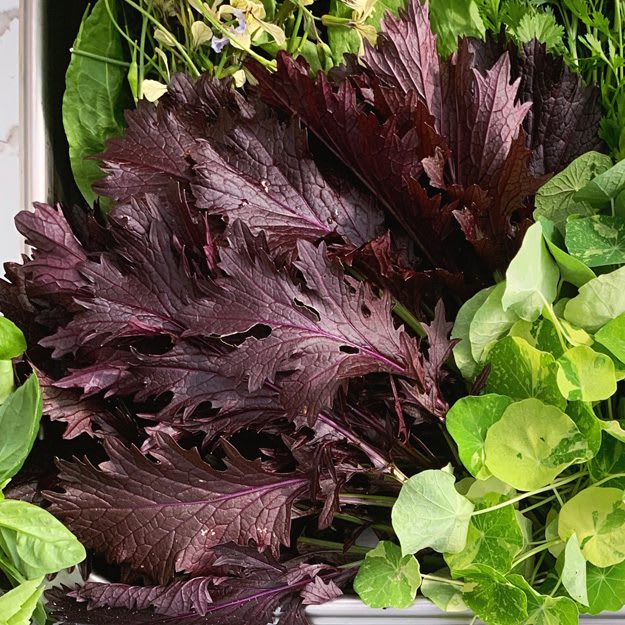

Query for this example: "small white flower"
[142,79,169,102]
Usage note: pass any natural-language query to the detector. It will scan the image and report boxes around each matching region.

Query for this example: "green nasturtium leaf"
[353,541,421,608]
[559,486,625,567]
[420,572,466,612]
[484,337,565,409]
[564,265,625,332]
[586,560,625,614]
[392,469,474,556]
[460,564,528,625]
[444,492,523,575]
[566,215,625,267]
[452,286,495,379]
[545,508,565,558]
[533,151,613,233]
[508,574,578,625]
[0,375,42,484]
[502,222,560,322]
[0,319,26,361]
[567,402,602,457]
[595,311,625,363]
[556,345,617,402]
[484,398,590,491]
[575,157,625,209]
[469,282,519,363]
[0,577,44,625]
[0,499,86,579]
[562,534,589,606]
[589,433,625,489]
[446,394,514,480]
[596,418,625,445]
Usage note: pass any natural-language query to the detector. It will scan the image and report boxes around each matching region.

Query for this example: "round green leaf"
[392,469,474,556]
[421,571,467,612]
[559,487,625,567]
[586,560,625,614]
[0,318,26,361]
[595,311,625,363]
[353,541,420,608]
[566,215,625,267]
[567,402,602,457]
[508,574,578,625]
[484,398,590,491]
[562,534,588,606]
[589,434,625,490]
[446,394,514,480]
[484,337,565,410]
[556,346,617,402]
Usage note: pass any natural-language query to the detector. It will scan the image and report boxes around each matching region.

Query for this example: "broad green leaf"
[446,394,513,480]
[508,574,578,625]
[586,560,625,614]
[575,157,625,208]
[589,433,625,489]
[533,317,566,357]
[484,336,565,409]
[0,499,86,578]
[0,578,44,625]
[596,418,625,444]
[0,319,25,361]
[545,508,565,558]
[445,492,523,575]
[0,361,14,405]
[63,0,130,207]
[353,541,420,608]
[559,486,625,567]
[0,375,42,483]
[564,265,625,332]
[460,564,528,625]
[420,572,466,612]
[538,217,596,287]
[534,151,613,233]
[566,215,625,267]
[452,286,495,379]
[484,398,590,491]
[562,534,588,605]
[392,469,474,556]
[469,282,519,363]
[556,345,617,402]
[567,402,602,457]
[502,222,559,321]
[595,311,625,362]
[429,0,485,56]
[466,476,516,502]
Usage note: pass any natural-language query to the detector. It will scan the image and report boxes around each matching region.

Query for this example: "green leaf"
[566,215,625,267]
[0,578,44,625]
[392,469,474,556]
[444,492,523,575]
[564,265,625,332]
[562,534,589,606]
[420,572,466,612]
[484,336,565,409]
[559,486,625,567]
[460,564,528,625]
[0,375,42,483]
[534,151,613,233]
[0,499,86,578]
[452,286,495,379]
[510,10,564,54]
[567,401,602,457]
[446,394,514,479]
[502,223,560,322]
[576,157,625,209]
[63,0,130,207]
[0,361,14,405]
[428,0,485,57]
[596,418,625,444]
[595,311,625,362]
[484,398,590,491]
[353,541,421,608]
[556,345,617,402]
[586,560,625,614]
[508,574,578,625]
[469,282,519,363]
[0,319,25,361]
[589,433,625,489]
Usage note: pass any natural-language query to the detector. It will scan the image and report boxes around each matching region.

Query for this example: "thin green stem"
[392,301,426,338]
[297,536,372,554]
[421,574,464,588]
[69,48,131,67]
[512,539,561,568]
[288,7,304,54]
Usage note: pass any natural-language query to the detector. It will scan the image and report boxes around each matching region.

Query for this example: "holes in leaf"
[340,345,359,354]
[361,304,371,318]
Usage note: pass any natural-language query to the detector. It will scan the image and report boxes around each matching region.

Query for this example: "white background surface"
[0,0,20,264]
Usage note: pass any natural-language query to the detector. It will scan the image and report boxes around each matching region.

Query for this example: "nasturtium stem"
[70,48,131,67]
[512,539,561,568]
[421,574,464,588]
[591,472,625,487]
[297,536,372,554]
[339,493,397,507]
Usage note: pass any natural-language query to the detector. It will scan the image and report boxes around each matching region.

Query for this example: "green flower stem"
[421,574,464,588]
[592,472,625,487]
[520,493,558,514]
[288,6,304,54]
[512,539,561,569]
[339,493,397,507]
[69,48,131,67]
[297,536,372,554]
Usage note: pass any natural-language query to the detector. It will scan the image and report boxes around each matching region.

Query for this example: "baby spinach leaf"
[452,286,495,379]
[564,265,625,332]
[0,375,42,484]
[534,151,612,234]
[566,215,625,267]
[420,570,466,612]
[460,564,528,625]
[0,577,44,625]
[562,534,589,606]
[502,222,559,322]
[558,486,625,567]
[446,394,513,480]
[484,337,565,409]
[444,492,523,575]
[469,283,519,363]
[63,0,130,207]
[484,398,590,491]
[392,469,474,556]
[0,319,25,361]
[353,541,420,608]
[576,158,625,209]
[0,499,86,578]
[508,574,578,625]
[556,345,617,402]
[586,560,625,614]
[595,312,625,362]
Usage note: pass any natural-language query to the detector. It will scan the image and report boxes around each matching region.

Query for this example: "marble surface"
[0,0,20,263]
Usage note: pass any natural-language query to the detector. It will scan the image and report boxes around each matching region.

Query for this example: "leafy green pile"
[0,319,85,625]
[353,153,625,622]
